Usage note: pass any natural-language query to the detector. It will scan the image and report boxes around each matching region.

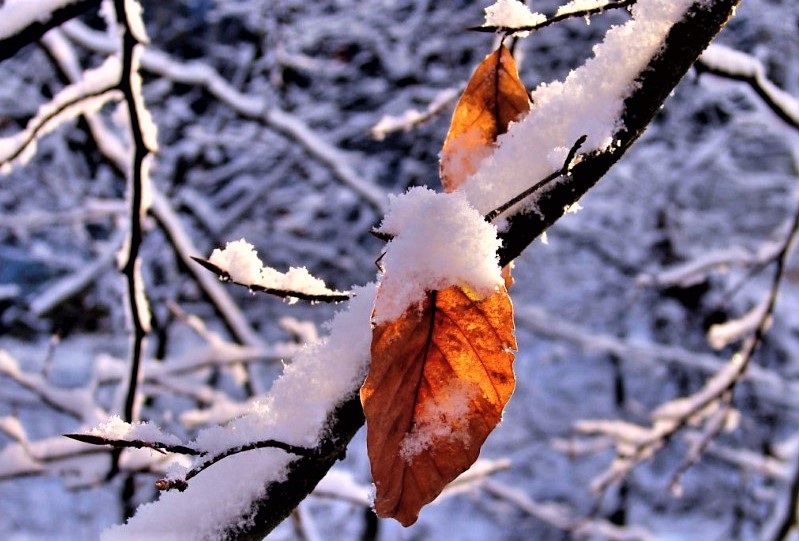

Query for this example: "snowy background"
[1,0,799,540]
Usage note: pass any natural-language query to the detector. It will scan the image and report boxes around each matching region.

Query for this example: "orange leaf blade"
[440,44,530,192]
[361,285,516,525]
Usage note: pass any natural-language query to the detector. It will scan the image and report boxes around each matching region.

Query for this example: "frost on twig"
[194,239,350,303]
[0,0,101,62]
[475,0,636,37]
[370,88,460,140]
[573,194,799,496]
[482,478,658,541]
[696,43,799,131]
[0,56,121,173]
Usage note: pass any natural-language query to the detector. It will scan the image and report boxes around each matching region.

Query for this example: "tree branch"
[214,2,745,539]
[190,257,351,303]
[695,44,799,131]
[497,0,742,267]
[0,0,101,63]
[113,0,155,426]
[473,0,636,36]
[64,433,201,456]
[100,1,745,538]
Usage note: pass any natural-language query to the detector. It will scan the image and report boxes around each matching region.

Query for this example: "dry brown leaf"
[440,44,530,192]
[361,285,516,526]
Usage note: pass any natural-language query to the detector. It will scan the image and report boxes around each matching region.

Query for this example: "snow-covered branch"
[41,24,268,351]
[0,56,121,173]
[192,240,350,304]
[122,1,744,539]
[696,43,799,131]
[111,0,156,435]
[0,0,101,62]
[476,0,636,37]
[496,0,743,265]
[60,20,389,212]
[572,193,799,496]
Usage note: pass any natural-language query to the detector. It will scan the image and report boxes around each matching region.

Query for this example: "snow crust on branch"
[88,415,184,446]
[208,239,349,301]
[0,55,121,173]
[102,283,375,541]
[0,0,82,39]
[699,43,799,128]
[464,0,704,216]
[483,0,546,36]
[373,187,504,323]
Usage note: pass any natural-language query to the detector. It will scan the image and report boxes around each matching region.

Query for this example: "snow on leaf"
[361,285,516,526]
[440,44,530,192]
[373,188,504,324]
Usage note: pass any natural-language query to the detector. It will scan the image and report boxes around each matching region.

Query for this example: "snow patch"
[209,239,348,300]
[373,187,503,324]
[88,416,183,446]
[399,378,480,462]
[484,0,546,36]
[102,284,375,541]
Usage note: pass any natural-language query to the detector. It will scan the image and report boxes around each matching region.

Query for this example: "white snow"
[556,0,622,17]
[0,56,122,174]
[700,43,799,127]
[484,0,546,36]
[0,0,81,39]
[88,416,183,446]
[707,297,771,350]
[102,283,375,541]
[208,239,348,299]
[123,0,150,45]
[399,378,479,461]
[464,0,703,217]
[373,187,504,323]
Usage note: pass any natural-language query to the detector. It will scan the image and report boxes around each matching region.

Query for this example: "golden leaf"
[361,285,516,525]
[440,44,530,192]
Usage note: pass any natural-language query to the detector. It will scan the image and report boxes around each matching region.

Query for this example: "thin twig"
[156,439,319,492]
[473,0,636,36]
[113,0,156,427]
[485,134,587,222]
[0,0,102,63]
[64,433,201,456]
[191,257,351,303]
[696,45,799,131]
